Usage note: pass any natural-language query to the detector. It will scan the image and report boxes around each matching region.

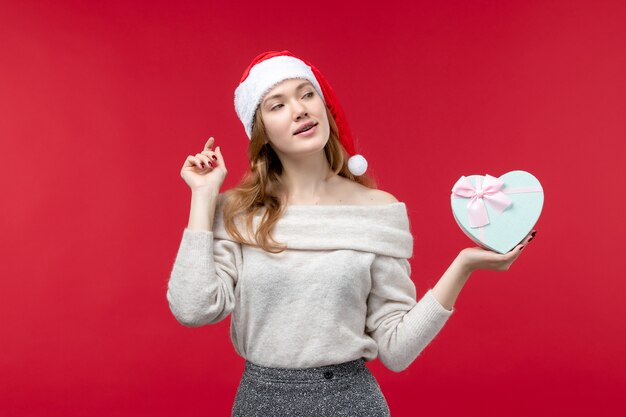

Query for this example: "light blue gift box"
[450,170,544,254]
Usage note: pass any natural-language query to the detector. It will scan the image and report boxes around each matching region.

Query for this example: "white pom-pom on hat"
[348,154,368,176]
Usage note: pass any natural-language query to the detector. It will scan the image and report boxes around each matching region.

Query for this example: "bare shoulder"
[335,177,399,205]
[362,188,400,205]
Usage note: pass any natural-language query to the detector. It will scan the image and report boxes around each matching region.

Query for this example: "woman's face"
[259,78,330,158]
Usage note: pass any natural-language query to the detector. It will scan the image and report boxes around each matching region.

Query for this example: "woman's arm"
[431,230,537,310]
[187,189,219,231]
[431,256,472,311]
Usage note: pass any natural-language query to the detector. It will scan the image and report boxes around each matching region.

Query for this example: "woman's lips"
[295,124,317,136]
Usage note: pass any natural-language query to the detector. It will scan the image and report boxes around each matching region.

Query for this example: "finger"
[184,155,203,169]
[184,155,195,167]
[204,137,215,151]
[215,146,226,169]
[192,156,211,170]
[192,156,206,169]
[514,230,536,248]
[504,244,524,260]
[200,149,218,165]
[524,229,537,243]
[195,153,213,168]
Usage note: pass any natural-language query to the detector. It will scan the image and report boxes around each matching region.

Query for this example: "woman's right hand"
[180,137,227,193]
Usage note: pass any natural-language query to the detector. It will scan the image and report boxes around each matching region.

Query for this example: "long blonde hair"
[222,104,378,253]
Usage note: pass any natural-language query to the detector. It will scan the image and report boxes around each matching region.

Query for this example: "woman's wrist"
[431,254,473,311]
[454,251,475,275]
[187,189,218,231]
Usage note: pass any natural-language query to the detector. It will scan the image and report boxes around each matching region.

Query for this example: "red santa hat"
[234,50,368,176]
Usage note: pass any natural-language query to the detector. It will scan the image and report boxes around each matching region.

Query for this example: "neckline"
[284,202,406,209]
[215,200,414,257]
[250,202,406,217]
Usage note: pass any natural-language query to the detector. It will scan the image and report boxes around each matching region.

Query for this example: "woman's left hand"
[457,229,537,273]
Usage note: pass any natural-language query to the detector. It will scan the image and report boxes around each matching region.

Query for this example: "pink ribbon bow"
[451,174,513,228]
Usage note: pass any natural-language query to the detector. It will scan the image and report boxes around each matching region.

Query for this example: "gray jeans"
[231,358,390,417]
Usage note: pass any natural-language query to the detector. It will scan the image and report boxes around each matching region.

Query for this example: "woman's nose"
[293,102,308,119]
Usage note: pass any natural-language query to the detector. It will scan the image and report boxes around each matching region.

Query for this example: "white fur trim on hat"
[234,55,326,139]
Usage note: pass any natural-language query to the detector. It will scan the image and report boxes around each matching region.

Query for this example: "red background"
[1,0,625,416]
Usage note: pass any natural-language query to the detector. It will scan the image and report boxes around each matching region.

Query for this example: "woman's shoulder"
[335,177,400,205]
[217,179,401,207]
[361,188,400,205]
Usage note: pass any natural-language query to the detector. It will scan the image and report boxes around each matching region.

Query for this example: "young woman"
[167,50,536,417]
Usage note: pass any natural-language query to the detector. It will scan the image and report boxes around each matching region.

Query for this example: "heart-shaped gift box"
[450,170,544,254]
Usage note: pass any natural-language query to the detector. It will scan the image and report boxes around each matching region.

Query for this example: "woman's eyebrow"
[263,82,312,105]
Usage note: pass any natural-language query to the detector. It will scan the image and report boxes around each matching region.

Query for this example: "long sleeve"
[166,228,243,327]
[365,255,455,372]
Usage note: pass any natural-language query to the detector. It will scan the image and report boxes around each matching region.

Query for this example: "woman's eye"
[270,93,312,111]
